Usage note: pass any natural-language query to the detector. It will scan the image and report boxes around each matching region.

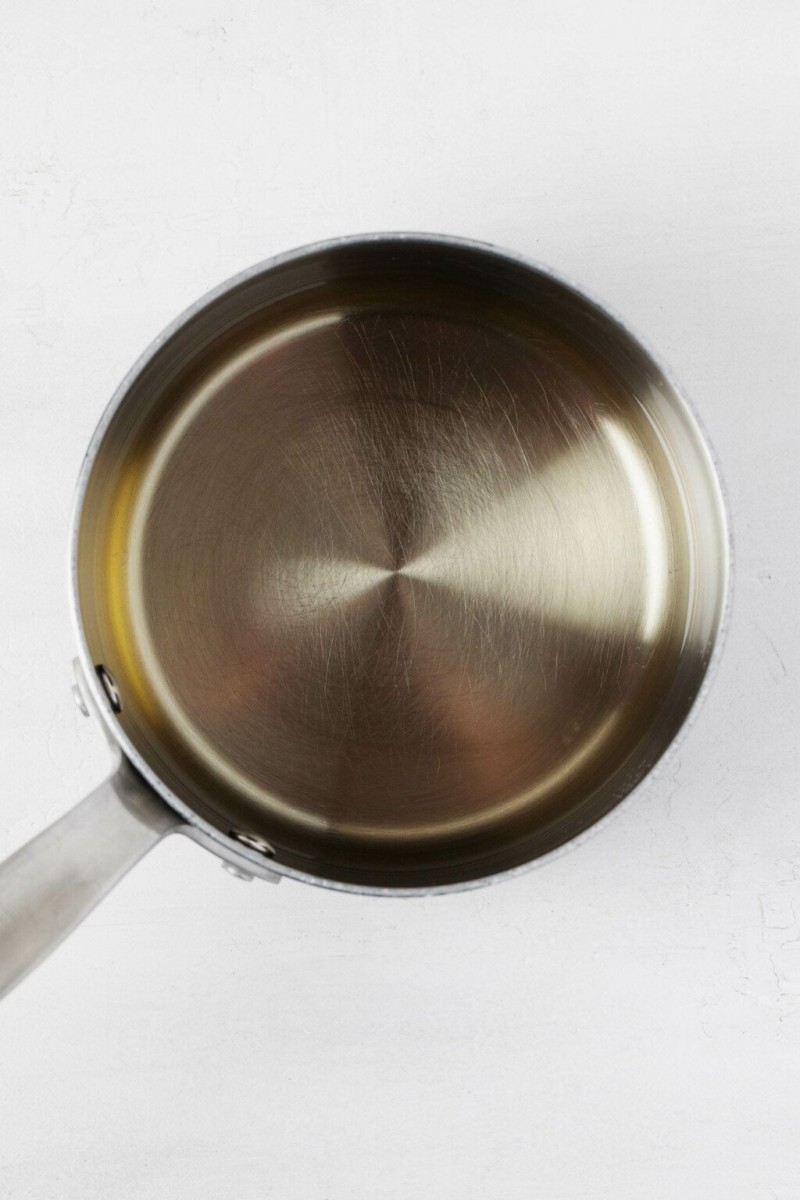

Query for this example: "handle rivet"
[229,830,276,858]
[96,665,122,713]
[71,684,90,718]
[222,861,255,882]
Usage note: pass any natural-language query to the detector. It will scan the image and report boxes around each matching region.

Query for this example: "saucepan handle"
[0,762,180,1000]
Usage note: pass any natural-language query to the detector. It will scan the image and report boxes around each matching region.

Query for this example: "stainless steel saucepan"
[0,234,730,999]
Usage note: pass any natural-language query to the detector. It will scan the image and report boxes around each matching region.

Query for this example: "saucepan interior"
[74,237,728,889]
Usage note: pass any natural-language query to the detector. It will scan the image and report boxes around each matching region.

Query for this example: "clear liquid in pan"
[77,267,722,887]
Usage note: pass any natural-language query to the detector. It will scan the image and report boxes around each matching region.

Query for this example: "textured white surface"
[0,2,798,1197]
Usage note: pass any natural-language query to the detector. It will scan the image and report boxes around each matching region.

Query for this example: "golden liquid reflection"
[103,308,686,844]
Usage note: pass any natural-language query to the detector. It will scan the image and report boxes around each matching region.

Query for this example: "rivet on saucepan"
[221,861,255,882]
[71,683,90,718]
[229,830,276,858]
[95,665,122,713]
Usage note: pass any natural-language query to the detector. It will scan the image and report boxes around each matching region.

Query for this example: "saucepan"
[0,234,730,999]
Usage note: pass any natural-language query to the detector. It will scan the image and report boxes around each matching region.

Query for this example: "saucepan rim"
[67,232,734,896]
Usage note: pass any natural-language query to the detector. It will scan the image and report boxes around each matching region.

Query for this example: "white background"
[1,3,798,1197]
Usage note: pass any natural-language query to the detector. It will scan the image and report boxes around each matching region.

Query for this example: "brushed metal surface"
[75,238,728,887]
[0,761,179,999]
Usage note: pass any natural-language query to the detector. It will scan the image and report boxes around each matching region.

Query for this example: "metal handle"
[0,762,180,1000]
